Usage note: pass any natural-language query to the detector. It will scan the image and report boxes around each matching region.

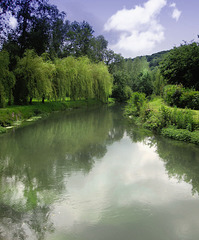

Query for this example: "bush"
[142,104,195,133]
[179,90,199,109]
[143,112,163,131]
[125,92,146,117]
[0,126,6,134]
[163,85,199,110]
[112,85,132,102]
[161,127,199,144]
[163,85,184,106]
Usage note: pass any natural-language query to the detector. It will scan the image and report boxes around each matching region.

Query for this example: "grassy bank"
[0,99,104,133]
[125,95,199,145]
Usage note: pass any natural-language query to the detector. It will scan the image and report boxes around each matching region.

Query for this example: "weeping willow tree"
[91,62,113,102]
[0,50,15,107]
[76,56,93,100]
[37,59,55,103]
[53,56,113,102]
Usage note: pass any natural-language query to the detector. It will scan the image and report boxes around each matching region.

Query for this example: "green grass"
[0,98,103,131]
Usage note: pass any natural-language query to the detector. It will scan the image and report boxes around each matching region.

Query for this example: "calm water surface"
[0,105,199,240]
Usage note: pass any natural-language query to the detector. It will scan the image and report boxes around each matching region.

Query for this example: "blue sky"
[49,0,199,58]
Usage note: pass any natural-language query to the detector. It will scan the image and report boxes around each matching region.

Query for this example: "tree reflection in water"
[1,104,198,239]
[126,125,199,195]
[0,105,125,239]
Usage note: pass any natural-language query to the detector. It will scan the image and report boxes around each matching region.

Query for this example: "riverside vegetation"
[123,41,199,145]
[125,93,199,145]
[1,0,199,145]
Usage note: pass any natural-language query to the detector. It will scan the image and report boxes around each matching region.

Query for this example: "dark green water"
[0,105,199,240]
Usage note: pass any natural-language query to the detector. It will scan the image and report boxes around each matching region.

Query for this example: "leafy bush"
[0,126,6,134]
[125,92,146,117]
[161,127,199,144]
[142,104,195,133]
[143,112,163,131]
[163,85,199,110]
[179,90,199,109]
[163,85,184,106]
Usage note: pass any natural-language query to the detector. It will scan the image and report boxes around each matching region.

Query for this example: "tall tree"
[64,21,94,57]
[14,49,55,104]
[1,0,69,57]
[88,35,108,62]
[0,50,15,107]
[160,42,199,90]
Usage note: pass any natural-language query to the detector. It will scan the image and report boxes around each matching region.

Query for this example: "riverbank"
[0,99,107,134]
[125,95,199,145]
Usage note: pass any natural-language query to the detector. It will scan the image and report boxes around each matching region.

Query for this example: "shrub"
[161,127,191,142]
[161,127,199,144]
[163,85,184,106]
[125,92,146,117]
[143,112,163,131]
[0,126,6,133]
[163,85,199,110]
[179,90,199,110]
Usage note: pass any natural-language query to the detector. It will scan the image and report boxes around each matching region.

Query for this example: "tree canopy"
[160,42,199,90]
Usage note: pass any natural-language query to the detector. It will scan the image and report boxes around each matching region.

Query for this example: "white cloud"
[172,8,181,21]
[170,2,181,21]
[104,0,167,58]
[170,3,176,8]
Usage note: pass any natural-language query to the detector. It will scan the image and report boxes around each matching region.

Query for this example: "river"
[0,105,199,240]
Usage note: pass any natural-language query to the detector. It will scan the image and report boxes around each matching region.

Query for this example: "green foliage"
[179,90,199,110]
[0,50,15,107]
[161,127,199,144]
[156,106,194,131]
[143,111,163,131]
[163,85,184,106]
[0,0,115,107]
[53,56,112,103]
[88,35,108,62]
[91,62,113,102]
[152,68,166,96]
[160,42,199,90]
[111,71,132,102]
[125,93,198,142]
[14,50,55,104]
[163,85,199,109]
[145,50,169,69]
[122,57,154,96]
[64,21,94,57]
[0,126,6,134]
[105,51,125,74]
[135,69,153,96]
[125,92,146,117]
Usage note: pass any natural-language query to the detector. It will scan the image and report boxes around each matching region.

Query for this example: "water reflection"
[0,105,199,240]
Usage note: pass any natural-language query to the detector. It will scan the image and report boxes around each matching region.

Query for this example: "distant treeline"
[1,0,199,106]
